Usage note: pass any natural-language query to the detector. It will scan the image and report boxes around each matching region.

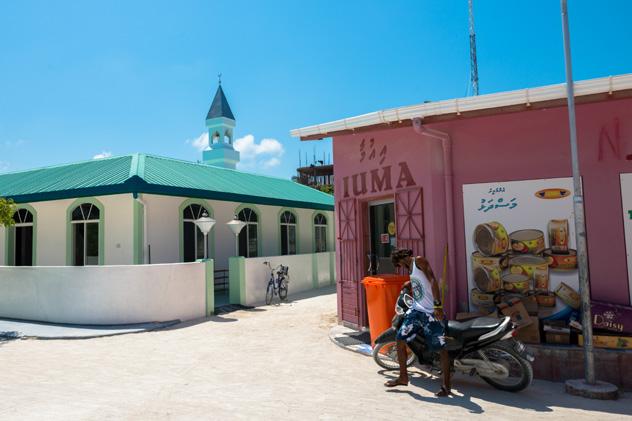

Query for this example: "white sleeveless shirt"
[409,259,436,315]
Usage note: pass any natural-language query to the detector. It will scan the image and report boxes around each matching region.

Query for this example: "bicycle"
[263,261,289,305]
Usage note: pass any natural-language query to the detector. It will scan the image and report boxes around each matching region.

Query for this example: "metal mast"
[468,0,479,96]
[561,0,595,386]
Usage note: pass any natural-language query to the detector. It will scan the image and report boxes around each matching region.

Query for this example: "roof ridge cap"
[129,153,146,180]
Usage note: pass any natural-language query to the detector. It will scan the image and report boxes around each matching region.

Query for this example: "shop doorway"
[368,200,397,275]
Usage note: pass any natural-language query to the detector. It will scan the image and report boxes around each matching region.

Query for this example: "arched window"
[182,203,211,262]
[314,213,327,253]
[238,207,258,257]
[280,211,297,255]
[13,208,34,266]
[212,131,220,144]
[71,203,100,266]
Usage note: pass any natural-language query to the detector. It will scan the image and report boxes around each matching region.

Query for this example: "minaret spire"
[202,79,240,169]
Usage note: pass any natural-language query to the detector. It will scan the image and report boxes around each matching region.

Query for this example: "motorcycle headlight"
[403,293,414,307]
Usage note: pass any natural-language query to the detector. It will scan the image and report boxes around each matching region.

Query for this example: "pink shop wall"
[429,97,632,310]
[331,96,632,321]
[333,126,450,323]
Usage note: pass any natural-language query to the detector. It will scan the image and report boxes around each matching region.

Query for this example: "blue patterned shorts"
[396,309,446,351]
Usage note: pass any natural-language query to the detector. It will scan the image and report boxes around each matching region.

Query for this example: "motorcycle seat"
[447,317,506,343]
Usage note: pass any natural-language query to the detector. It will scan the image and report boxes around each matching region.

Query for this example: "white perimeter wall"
[0,194,134,266]
[142,194,334,271]
[0,262,206,324]
[241,252,334,306]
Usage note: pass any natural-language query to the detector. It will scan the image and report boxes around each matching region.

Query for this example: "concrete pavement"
[0,286,630,420]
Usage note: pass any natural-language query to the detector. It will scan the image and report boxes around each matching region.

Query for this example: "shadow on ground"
[380,368,629,416]
[163,285,337,331]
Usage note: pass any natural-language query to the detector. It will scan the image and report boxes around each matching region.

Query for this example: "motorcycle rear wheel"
[477,342,533,392]
[372,341,415,370]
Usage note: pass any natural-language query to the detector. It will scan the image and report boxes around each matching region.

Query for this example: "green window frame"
[279,209,298,256]
[235,204,261,258]
[313,212,327,253]
[66,198,105,266]
[179,199,215,262]
[4,204,37,266]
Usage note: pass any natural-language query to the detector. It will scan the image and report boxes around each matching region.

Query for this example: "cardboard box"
[545,332,571,345]
[516,316,540,344]
[498,298,532,327]
[538,307,556,320]
[579,334,632,350]
[554,282,580,309]
[543,323,571,345]
[521,294,539,316]
[591,301,632,335]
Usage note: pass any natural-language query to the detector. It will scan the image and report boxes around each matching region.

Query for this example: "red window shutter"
[395,187,425,256]
[337,198,360,324]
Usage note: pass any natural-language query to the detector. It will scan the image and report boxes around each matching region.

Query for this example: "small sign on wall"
[380,233,390,244]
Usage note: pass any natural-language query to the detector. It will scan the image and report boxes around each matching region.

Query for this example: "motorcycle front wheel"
[372,341,415,370]
[476,342,533,392]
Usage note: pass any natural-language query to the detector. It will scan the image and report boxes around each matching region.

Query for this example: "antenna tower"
[468,0,479,96]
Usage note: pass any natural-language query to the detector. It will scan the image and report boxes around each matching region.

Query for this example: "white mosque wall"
[142,193,334,271]
[2,194,134,266]
[0,262,206,324]
[2,192,333,268]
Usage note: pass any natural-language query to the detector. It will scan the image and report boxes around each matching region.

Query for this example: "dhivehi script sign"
[462,177,580,319]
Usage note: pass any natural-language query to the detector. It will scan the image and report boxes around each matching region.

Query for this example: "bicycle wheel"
[279,280,288,301]
[265,281,274,305]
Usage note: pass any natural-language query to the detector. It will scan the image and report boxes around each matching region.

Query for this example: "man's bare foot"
[435,386,451,397]
[384,378,409,387]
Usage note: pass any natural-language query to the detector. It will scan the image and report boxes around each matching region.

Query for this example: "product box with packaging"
[591,301,632,335]
[516,316,540,344]
[498,298,531,327]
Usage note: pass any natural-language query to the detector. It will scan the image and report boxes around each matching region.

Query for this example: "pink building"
[292,74,632,332]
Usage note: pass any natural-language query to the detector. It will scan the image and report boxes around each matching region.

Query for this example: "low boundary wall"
[0,261,215,325]
[229,252,335,306]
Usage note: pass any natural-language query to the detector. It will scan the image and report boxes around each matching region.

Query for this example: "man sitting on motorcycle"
[385,248,451,397]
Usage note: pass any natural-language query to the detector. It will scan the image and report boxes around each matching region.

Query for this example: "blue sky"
[1,0,631,178]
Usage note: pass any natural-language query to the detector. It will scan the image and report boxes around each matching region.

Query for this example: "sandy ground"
[1,286,630,421]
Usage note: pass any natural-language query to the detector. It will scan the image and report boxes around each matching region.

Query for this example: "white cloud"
[0,161,9,172]
[188,132,210,152]
[234,135,284,170]
[188,132,285,171]
[262,157,281,169]
[93,151,112,159]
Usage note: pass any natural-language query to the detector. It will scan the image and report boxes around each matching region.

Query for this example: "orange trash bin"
[362,274,409,347]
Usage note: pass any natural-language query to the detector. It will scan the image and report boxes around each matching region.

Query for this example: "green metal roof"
[0,154,334,210]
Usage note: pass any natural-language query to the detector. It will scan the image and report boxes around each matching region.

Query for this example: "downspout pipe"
[412,118,457,318]
[133,192,148,264]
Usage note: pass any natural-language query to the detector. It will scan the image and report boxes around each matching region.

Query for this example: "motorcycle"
[372,291,534,392]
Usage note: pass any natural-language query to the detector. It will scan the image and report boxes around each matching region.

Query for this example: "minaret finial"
[218,73,222,85]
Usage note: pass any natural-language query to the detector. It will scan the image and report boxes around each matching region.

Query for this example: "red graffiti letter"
[396,162,416,188]
[370,166,392,193]
[598,118,621,161]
